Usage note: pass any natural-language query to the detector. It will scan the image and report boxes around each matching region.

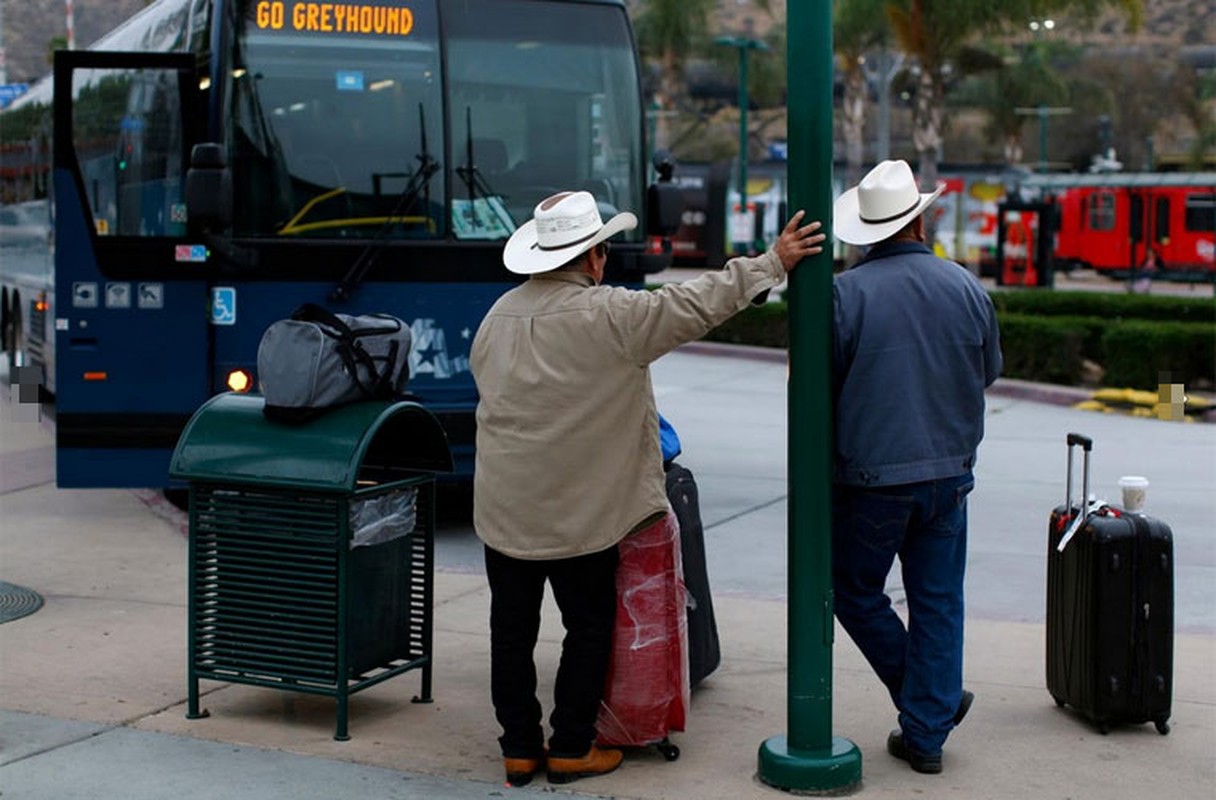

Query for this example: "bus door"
[1128,190,1146,274]
[52,51,206,488]
[1127,187,1171,270]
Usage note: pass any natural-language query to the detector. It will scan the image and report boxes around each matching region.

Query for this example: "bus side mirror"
[647,181,683,238]
[647,149,683,237]
[186,143,232,233]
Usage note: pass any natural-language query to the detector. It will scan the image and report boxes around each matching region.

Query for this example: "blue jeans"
[832,472,974,756]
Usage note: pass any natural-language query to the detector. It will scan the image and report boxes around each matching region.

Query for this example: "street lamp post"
[1019,19,1069,172]
[716,34,767,254]
[1015,105,1072,172]
[863,49,904,162]
[756,0,862,792]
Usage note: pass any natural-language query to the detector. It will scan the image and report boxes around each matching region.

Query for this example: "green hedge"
[702,301,1216,390]
[997,314,1088,385]
[1102,320,1216,389]
[988,289,1216,324]
[705,301,789,349]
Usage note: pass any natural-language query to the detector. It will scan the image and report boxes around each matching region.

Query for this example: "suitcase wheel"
[656,739,680,762]
[1098,721,1110,735]
[1155,720,1171,736]
[1051,694,1065,708]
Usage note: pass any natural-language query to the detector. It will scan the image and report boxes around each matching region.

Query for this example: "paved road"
[4,347,1213,631]
[2,347,1214,800]
[654,265,1215,298]
[433,346,1216,634]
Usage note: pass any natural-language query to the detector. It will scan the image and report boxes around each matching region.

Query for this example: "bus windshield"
[231,1,444,239]
[229,0,642,243]
[444,0,643,241]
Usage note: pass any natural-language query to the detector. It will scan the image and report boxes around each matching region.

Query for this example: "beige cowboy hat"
[833,159,944,246]
[503,191,637,275]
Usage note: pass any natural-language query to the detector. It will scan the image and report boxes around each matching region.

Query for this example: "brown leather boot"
[503,756,544,787]
[546,746,624,784]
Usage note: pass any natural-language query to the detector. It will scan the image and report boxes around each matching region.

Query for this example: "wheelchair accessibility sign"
[210,287,236,325]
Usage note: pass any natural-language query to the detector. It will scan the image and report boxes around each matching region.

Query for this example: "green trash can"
[169,393,453,740]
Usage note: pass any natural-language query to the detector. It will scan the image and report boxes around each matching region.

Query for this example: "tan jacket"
[470,250,786,560]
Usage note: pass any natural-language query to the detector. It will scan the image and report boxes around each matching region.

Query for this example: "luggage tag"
[1059,433,1102,552]
[1056,496,1111,552]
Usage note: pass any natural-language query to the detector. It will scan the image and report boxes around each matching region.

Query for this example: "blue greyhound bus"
[0,0,674,488]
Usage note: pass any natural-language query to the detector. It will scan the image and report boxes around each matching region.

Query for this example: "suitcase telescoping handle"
[1059,433,1094,551]
[1066,432,1093,450]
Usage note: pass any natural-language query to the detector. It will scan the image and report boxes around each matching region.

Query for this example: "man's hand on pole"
[774,210,827,272]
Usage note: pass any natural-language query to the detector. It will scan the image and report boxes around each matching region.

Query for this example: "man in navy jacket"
[830,160,1002,775]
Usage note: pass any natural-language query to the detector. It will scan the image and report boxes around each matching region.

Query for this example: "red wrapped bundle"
[596,510,690,747]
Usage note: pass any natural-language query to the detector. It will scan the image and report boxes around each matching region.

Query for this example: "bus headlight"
[226,369,253,393]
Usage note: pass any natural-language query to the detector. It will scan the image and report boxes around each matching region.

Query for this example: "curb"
[985,377,1092,407]
[677,342,1215,423]
[677,340,787,364]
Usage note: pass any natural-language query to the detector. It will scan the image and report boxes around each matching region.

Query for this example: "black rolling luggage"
[1046,433,1173,735]
[665,461,721,686]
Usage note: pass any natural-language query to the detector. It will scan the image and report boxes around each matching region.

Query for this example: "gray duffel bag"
[257,303,411,424]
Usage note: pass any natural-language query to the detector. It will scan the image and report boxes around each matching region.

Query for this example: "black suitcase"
[1046,433,1173,735]
[665,461,721,686]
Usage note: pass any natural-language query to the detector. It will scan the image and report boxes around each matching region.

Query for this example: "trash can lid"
[169,394,453,490]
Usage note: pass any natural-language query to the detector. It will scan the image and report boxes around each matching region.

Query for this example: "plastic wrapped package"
[596,510,690,747]
[349,487,418,549]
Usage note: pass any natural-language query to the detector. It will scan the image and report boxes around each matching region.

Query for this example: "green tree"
[884,0,1142,191]
[633,0,717,149]
[704,1,787,162]
[835,0,894,187]
[45,36,68,66]
[1176,66,1216,170]
[968,40,1072,166]
[1067,50,1198,171]
[743,16,786,110]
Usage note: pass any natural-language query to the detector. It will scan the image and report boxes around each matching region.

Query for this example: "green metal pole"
[758,0,861,793]
[738,45,749,255]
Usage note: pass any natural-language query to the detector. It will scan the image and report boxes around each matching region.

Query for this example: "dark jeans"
[832,472,974,756]
[484,544,619,759]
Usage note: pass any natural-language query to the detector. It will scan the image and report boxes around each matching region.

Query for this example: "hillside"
[4,0,1212,85]
[710,0,1215,50]
[2,0,148,84]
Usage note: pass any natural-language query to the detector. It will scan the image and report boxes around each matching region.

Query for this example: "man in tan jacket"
[471,190,823,787]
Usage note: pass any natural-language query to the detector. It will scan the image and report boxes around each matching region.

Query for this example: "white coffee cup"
[1119,475,1149,514]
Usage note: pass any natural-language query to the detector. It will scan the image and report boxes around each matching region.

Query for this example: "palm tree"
[835,0,894,187]
[633,0,717,149]
[967,40,1072,166]
[884,0,1143,193]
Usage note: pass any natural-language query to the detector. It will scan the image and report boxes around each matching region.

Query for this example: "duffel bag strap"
[346,338,399,400]
[292,303,353,336]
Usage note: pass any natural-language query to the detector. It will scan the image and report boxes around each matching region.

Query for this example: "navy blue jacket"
[832,241,1002,487]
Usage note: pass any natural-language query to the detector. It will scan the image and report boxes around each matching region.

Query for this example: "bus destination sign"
[255,1,416,36]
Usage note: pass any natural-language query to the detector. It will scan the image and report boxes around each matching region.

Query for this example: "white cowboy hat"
[503,191,637,275]
[833,160,945,246]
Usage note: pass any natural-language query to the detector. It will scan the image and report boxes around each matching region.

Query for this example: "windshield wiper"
[330,103,439,303]
[455,107,515,233]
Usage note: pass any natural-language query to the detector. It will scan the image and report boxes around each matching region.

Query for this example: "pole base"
[758,735,862,795]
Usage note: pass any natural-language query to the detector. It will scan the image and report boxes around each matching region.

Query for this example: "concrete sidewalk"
[2,482,1214,798]
[2,369,1214,799]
